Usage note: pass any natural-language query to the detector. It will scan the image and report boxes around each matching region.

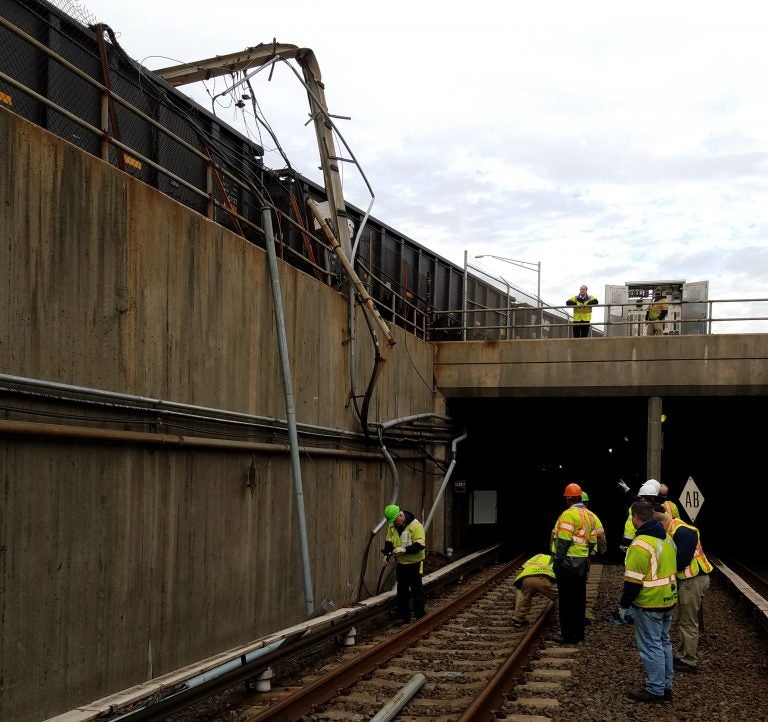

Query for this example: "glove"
[618,606,630,623]
[618,545,628,553]
[617,479,630,493]
[393,546,406,556]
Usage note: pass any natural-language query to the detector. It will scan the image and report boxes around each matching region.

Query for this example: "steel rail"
[247,554,525,721]
[457,599,556,721]
[80,545,509,721]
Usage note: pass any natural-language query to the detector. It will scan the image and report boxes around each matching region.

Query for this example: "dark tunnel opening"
[447,396,767,564]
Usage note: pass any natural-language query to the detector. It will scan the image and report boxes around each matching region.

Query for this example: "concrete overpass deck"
[434,334,768,398]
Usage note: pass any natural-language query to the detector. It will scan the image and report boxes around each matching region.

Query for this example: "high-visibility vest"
[623,509,636,541]
[386,517,426,567]
[514,553,556,584]
[567,295,598,322]
[624,533,678,608]
[551,504,593,558]
[667,519,713,578]
[648,296,669,320]
[662,500,680,519]
[586,510,607,554]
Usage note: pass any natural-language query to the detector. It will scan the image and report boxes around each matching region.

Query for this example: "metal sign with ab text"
[680,476,704,522]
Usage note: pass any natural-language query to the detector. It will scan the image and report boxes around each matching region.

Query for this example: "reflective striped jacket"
[667,518,713,578]
[586,509,607,555]
[624,532,678,609]
[551,504,593,558]
[514,553,556,586]
[386,516,426,566]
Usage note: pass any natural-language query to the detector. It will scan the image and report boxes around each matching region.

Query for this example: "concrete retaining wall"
[0,109,443,720]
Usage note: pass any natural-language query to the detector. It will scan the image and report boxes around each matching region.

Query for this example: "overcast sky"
[76,0,767,316]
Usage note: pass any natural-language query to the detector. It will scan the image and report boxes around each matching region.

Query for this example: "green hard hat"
[384,504,400,522]
[581,491,590,502]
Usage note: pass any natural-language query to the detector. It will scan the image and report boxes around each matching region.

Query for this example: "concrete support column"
[646,396,663,480]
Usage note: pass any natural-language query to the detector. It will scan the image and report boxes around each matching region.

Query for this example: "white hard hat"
[637,479,660,497]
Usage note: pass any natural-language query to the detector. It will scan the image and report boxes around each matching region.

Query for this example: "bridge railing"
[430,298,768,341]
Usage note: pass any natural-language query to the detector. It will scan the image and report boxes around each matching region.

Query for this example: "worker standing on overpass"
[645,287,669,335]
[566,284,599,338]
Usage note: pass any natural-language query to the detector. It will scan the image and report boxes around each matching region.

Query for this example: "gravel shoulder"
[553,561,768,721]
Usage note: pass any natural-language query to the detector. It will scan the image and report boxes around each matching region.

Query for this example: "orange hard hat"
[564,483,582,497]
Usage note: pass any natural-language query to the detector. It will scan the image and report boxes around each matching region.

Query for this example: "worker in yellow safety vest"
[580,490,607,624]
[550,482,593,644]
[510,553,558,628]
[658,483,680,519]
[382,504,426,624]
[581,491,607,557]
[618,478,662,552]
[646,287,669,336]
[618,501,678,704]
[566,284,599,338]
[655,512,712,673]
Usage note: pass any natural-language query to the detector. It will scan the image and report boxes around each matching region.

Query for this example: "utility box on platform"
[604,280,709,337]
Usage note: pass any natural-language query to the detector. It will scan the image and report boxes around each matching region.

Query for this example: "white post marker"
[680,476,705,522]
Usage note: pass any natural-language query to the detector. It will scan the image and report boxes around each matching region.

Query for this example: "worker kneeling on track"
[510,553,558,628]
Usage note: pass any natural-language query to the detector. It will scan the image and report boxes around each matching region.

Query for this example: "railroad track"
[72,557,768,721]
[210,561,604,721]
[710,554,768,634]
[711,555,768,599]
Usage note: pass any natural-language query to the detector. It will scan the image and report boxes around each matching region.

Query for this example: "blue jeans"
[633,607,674,695]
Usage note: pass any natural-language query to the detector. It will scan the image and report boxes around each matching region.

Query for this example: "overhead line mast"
[154,42,353,258]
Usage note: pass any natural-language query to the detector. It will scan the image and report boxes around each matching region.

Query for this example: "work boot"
[626,689,665,704]
[674,659,698,673]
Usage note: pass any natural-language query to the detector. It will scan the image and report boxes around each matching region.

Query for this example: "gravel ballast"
[551,562,768,721]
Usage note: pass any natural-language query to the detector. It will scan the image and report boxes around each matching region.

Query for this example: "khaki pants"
[676,572,710,665]
[512,575,558,623]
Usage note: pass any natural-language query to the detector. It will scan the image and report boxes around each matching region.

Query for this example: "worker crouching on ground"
[510,553,558,628]
[617,501,678,704]
[550,483,593,644]
[382,504,427,624]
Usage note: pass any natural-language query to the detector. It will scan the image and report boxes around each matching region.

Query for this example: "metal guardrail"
[436,298,768,341]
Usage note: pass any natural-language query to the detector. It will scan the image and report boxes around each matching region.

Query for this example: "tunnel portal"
[447,396,765,562]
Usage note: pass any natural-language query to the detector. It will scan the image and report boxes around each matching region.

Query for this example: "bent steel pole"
[155,42,354,258]
[308,198,396,350]
[262,206,315,617]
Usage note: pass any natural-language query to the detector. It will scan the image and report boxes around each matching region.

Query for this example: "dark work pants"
[396,561,426,621]
[572,322,590,338]
[556,570,587,642]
